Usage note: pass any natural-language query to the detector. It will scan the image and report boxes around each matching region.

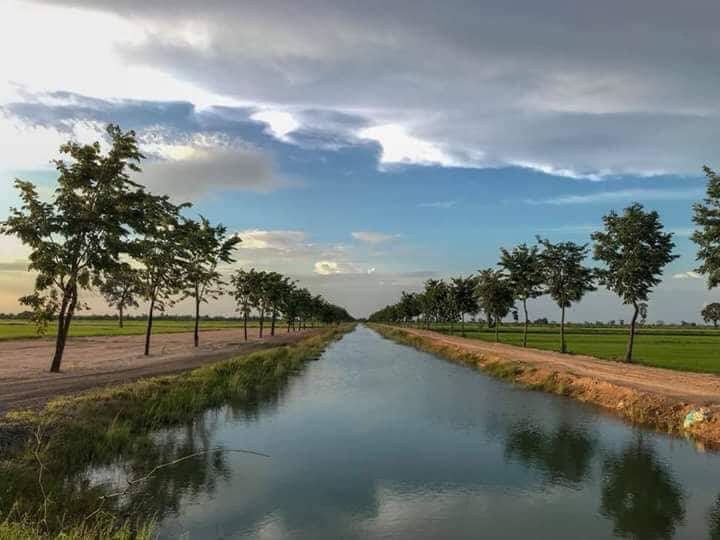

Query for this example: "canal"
[111,325,720,539]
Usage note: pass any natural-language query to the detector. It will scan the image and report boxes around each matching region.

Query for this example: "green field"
[0,318,257,341]
[423,323,720,374]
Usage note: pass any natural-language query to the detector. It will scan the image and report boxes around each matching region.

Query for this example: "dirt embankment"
[375,325,720,449]
[0,327,317,416]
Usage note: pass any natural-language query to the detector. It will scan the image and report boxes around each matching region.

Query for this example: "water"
[130,325,720,538]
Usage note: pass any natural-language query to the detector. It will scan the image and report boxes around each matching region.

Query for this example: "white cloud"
[672,271,702,280]
[417,200,457,209]
[237,229,307,251]
[526,188,703,206]
[351,231,400,244]
[251,109,300,142]
[358,124,459,168]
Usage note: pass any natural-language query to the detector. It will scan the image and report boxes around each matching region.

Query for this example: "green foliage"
[592,203,677,362]
[701,302,720,327]
[0,125,161,371]
[98,264,141,327]
[692,166,720,288]
[475,269,515,341]
[178,216,240,345]
[592,203,677,306]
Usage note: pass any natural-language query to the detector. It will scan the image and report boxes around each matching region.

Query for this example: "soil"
[393,327,720,448]
[0,327,316,417]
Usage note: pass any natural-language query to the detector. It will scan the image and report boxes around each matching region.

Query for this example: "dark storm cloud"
[28,1,720,175]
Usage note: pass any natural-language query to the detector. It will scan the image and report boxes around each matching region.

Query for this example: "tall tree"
[499,244,543,347]
[263,272,291,336]
[230,268,262,341]
[99,263,141,328]
[475,269,515,342]
[179,217,240,347]
[134,207,188,356]
[702,302,720,328]
[452,276,479,336]
[537,238,596,354]
[692,166,720,289]
[0,125,156,372]
[592,203,677,362]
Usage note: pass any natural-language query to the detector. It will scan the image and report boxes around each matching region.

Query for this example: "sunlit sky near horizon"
[1,0,719,320]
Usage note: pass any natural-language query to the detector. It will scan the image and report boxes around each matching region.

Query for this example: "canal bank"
[371,324,720,449]
[0,324,354,539]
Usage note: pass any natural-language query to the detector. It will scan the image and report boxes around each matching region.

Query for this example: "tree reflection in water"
[708,494,720,540]
[600,437,685,540]
[504,421,597,486]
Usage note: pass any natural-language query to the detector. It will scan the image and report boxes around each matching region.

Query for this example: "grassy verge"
[0,323,354,539]
[370,324,720,450]
[406,322,720,373]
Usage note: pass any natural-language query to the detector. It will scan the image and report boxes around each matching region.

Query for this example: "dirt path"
[400,327,720,404]
[0,327,316,416]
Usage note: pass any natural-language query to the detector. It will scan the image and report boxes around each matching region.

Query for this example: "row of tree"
[371,201,684,363]
[0,125,352,373]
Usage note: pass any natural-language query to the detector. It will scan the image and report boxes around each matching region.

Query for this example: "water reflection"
[708,495,720,540]
[600,437,685,540]
[504,421,596,486]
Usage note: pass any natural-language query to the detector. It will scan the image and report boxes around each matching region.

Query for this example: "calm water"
[121,325,720,539]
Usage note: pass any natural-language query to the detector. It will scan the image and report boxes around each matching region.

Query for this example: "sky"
[0,0,718,321]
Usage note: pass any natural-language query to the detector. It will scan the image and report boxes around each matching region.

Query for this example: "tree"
[692,166,720,289]
[537,238,595,354]
[475,268,515,342]
[499,244,543,347]
[134,206,189,356]
[702,302,720,328]
[1,125,156,372]
[452,276,479,336]
[230,268,262,341]
[99,263,141,328]
[179,217,240,347]
[263,272,292,336]
[592,203,677,362]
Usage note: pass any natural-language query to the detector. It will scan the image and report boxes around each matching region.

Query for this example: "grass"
[0,323,354,538]
[421,322,720,373]
[0,317,268,341]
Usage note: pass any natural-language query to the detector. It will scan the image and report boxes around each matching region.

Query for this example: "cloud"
[526,188,703,205]
[672,271,702,280]
[236,229,307,251]
[418,200,457,209]
[314,260,357,275]
[351,231,400,244]
[28,0,720,178]
[141,145,287,200]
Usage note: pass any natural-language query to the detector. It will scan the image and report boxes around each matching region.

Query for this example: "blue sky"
[0,0,718,320]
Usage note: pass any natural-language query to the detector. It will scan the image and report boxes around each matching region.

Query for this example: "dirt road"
[0,327,315,416]
[400,327,720,404]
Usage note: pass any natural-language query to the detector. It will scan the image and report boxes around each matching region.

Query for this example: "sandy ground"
[401,327,720,404]
[0,327,315,416]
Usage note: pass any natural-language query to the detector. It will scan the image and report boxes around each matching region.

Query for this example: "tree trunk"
[625,302,639,363]
[522,299,529,348]
[461,314,466,337]
[193,294,200,347]
[271,309,276,336]
[118,305,124,328]
[243,310,248,341]
[49,291,71,373]
[560,305,566,354]
[144,294,156,356]
[259,308,265,338]
[495,315,500,342]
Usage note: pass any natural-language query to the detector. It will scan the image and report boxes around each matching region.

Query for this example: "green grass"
[0,324,354,538]
[0,318,266,341]
[419,323,720,373]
